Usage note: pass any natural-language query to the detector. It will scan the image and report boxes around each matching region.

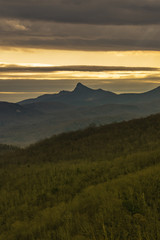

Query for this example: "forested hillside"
[1,114,160,240]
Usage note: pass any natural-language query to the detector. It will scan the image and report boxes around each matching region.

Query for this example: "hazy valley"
[1,82,160,145]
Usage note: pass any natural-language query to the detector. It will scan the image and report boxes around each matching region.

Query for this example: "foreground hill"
[1,83,160,145]
[1,114,160,239]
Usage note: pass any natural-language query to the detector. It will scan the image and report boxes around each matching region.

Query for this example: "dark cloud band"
[0,20,160,51]
[0,0,160,25]
[0,1,160,51]
[0,64,159,73]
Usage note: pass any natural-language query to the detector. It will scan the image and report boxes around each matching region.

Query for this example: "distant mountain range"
[1,82,160,145]
[19,82,160,105]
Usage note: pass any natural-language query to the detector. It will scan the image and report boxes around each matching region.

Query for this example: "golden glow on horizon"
[1,47,160,102]
[1,70,160,82]
[1,48,160,82]
[0,48,160,68]
[0,92,57,94]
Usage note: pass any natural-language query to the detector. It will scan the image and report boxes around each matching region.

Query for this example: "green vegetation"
[1,114,160,239]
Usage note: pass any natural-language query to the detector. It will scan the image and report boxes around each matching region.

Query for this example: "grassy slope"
[0,114,160,240]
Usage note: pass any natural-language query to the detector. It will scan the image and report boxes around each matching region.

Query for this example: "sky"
[0,0,160,102]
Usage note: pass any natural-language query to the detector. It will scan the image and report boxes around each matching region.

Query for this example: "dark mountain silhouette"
[0,101,41,120]
[24,101,72,114]
[0,102,25,115]
[19,82,117,106]
[19,83,160,106]
[1,83,160,145]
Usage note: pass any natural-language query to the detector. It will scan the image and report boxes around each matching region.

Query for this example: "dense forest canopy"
[1,114,160,240]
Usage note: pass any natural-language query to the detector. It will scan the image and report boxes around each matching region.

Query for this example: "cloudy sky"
[1,0,160,102]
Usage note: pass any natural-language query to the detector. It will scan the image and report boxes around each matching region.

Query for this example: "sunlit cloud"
[0,63,159,81]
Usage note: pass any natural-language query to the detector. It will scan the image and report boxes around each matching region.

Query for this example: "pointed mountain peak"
[75,82,87,89]
[73,82,92,92]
